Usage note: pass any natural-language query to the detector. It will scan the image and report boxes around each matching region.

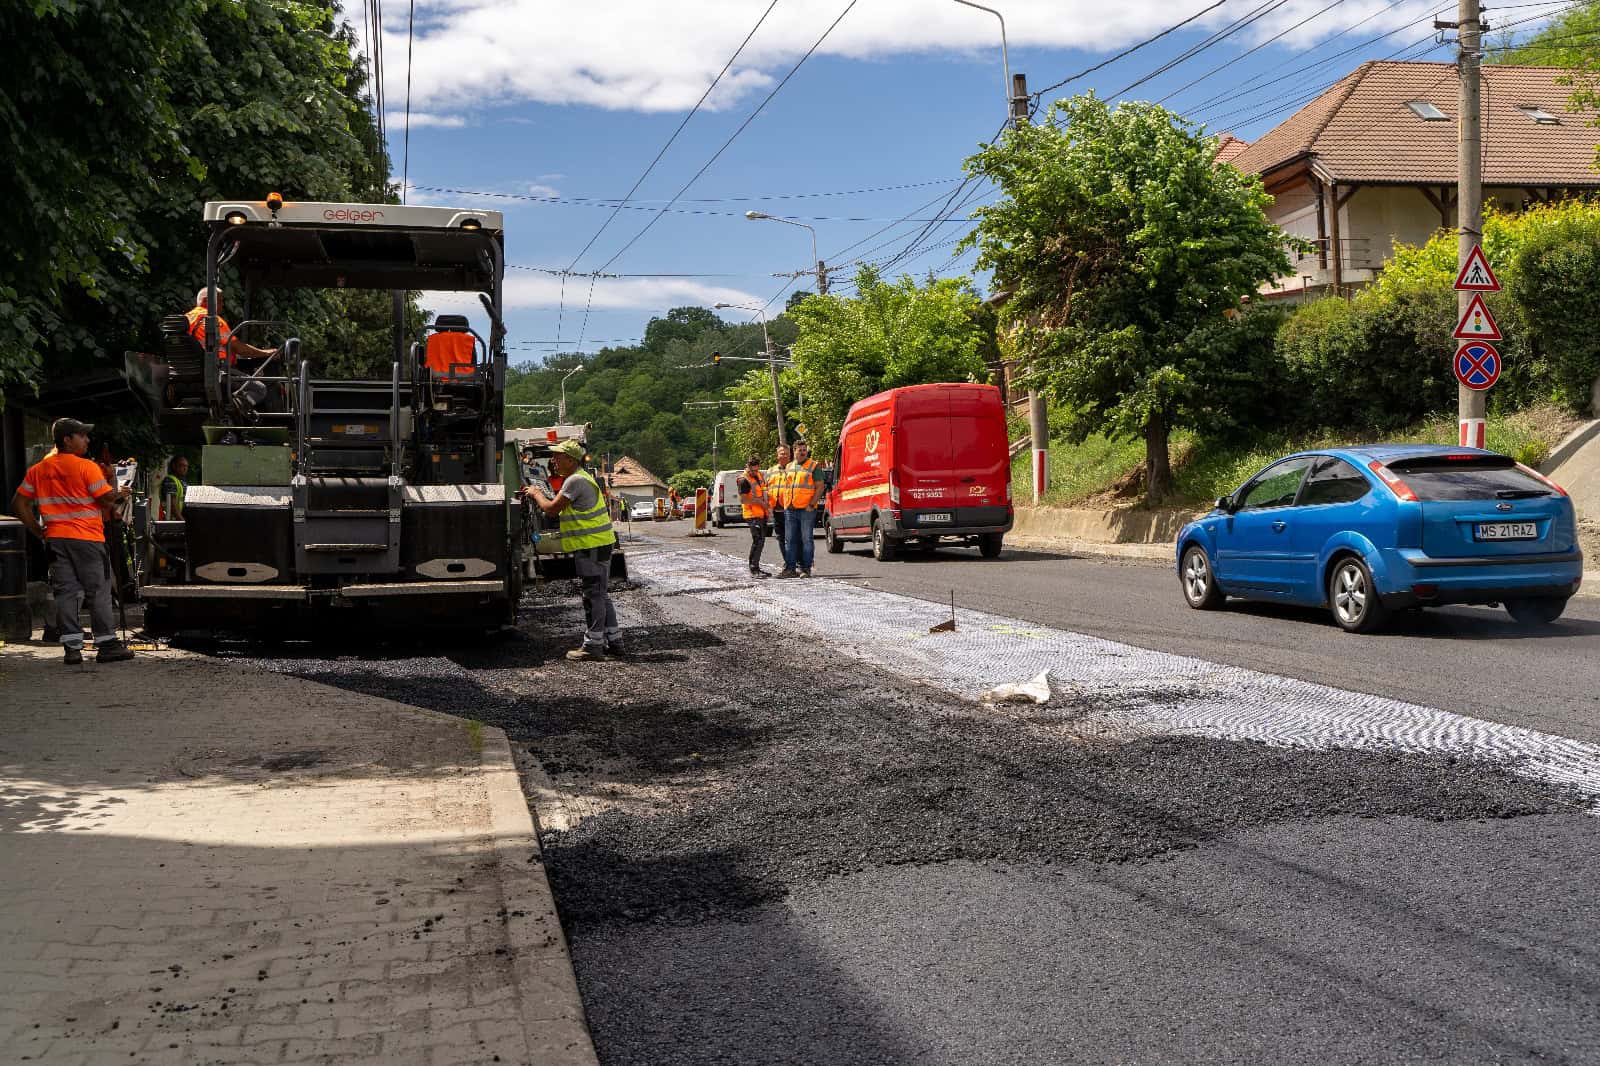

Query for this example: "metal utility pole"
[714,303,788,447]
[1456,0,1485,447]
[747,211,827,296]
[1011,70,1049,504]
[954,0,1045,502]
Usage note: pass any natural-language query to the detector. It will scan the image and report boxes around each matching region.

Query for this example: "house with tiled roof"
[1224,60,1600,297]
[605,455,667,506]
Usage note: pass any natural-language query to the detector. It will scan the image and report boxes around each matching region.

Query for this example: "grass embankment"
[1012,403,1583,510]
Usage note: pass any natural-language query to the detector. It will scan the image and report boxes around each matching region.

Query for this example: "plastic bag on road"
[982,669,1052,705]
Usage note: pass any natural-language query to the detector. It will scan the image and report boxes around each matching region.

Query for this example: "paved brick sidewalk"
[0,642,596,1066]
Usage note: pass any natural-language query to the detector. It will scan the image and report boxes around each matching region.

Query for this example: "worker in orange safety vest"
[737,455,772,578]
[777,440,820,578]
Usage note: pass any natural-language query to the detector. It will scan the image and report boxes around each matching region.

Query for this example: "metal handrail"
[390,361,401,478]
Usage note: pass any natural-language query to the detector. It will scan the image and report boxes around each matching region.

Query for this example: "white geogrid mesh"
[632,543,1600,797]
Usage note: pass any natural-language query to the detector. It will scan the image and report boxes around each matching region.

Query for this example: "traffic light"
[711,351,721,365]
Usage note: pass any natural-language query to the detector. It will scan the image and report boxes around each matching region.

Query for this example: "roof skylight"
[1518,104,1559,124]
[1406,100,1448,121]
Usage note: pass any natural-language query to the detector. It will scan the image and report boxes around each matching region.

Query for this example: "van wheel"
[1328,555,1389,634]
[871,518,898,562]
[978,533,1003,559]
[825,518,845,554]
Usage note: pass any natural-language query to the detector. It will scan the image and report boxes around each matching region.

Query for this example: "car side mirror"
[1216,495,1234,513]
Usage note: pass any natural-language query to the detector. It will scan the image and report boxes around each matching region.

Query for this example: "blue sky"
[349,0,1572,366]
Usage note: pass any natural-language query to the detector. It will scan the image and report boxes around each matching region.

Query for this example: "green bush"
[1504,201,1600,413]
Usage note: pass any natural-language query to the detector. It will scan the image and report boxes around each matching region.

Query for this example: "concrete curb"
[1543,418,1600,474]
[1006,532,1173,565]
[478,726,601,1066]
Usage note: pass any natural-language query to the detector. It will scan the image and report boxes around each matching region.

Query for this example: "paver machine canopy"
[136,195,524,634]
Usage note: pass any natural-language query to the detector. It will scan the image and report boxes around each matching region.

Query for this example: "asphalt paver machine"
[136,196,522,634]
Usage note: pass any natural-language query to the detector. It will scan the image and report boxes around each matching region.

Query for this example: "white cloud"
[500,274,765,312]
[384,110,465,129]
[525,183,561,199]
[359,0,1441,121]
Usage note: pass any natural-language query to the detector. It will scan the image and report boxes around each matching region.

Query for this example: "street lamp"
[952,0,1011,119]
[712,417,737,471]
[558,364,584,424]
[746,211,827,297]
[714,302,788,448]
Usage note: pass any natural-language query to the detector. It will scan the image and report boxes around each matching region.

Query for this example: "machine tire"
[1328,555,1389,634]
[825,517,845,554]
[871,518,898,562]
[977,533,1003,559]
[1506,597,1567,625]
[1179,545,1224,609]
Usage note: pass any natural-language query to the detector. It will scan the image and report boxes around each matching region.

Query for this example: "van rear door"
[948,388,1009,515]
[896,389,958,514]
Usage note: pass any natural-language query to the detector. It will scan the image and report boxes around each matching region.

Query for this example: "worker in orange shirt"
[185,287,278,366]
[11,419,135,664]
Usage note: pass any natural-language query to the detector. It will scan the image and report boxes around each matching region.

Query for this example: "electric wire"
[1028,1,1226,112]
[401,0,415,202]
[1154,0,1354,105]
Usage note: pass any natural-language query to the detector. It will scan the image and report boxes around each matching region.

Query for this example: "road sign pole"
[1456,0,1485,447]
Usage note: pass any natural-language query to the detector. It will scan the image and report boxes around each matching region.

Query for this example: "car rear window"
[1387,456,1550,501]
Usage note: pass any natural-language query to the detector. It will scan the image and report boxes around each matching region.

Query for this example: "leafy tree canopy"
[784,266,991,461]
[964,93,1292,502]
[0,0,407,413]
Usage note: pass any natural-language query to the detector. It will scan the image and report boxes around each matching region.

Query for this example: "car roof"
[1286,444,1502,464]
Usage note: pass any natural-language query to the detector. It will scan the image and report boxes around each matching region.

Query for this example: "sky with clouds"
[345,0,1572,366]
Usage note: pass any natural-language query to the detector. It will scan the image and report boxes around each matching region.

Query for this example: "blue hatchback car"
[1175,445,1583,632]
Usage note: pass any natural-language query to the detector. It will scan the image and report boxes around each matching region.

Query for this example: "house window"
[1518,104,1559,124]
[1406,100,1448,121]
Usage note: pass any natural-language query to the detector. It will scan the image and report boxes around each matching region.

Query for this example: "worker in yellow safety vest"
[776,440,821,578]
[766,443,791,567]
[737,455,773,578]
[521,439,622,660]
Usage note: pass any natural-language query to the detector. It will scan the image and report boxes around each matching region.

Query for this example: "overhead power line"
[401,0,415,202]
[1029,1,1226,108]
[406,186,981,222]
[1155,0,1353,105]
[592,0,863,276]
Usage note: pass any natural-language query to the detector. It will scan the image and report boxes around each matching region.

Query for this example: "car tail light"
[1516,461,1568,497]
[1367,460,1418,502]
[1411,583,1439,599]
[718,484,724,503]
[889,472,900,506]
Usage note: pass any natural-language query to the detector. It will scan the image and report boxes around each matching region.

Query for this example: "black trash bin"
[0,516,30,641]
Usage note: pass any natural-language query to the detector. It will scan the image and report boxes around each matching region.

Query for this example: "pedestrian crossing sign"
[1453,245,1501,292]
[1453,292,1502,340]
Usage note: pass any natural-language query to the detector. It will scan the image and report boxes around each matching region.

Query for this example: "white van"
[711,469,745,527]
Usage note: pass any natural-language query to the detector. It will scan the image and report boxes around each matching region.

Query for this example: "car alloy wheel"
[1328,556,1389,633]
[1180,545,1223,609]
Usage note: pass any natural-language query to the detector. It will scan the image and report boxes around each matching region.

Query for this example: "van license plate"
[920,512,952,523]
[1475,521,1536,541]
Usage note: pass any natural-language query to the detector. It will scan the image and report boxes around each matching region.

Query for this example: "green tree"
[785,266,990,459]
[668,468,714,497]
[964,94,1293,502]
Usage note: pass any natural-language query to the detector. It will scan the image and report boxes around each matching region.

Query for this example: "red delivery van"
[824,383,1012,561]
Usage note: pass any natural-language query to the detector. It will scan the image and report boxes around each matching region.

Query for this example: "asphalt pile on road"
[227,579,1589,935]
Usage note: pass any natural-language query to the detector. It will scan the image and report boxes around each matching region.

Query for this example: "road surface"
[648,520,1600,744]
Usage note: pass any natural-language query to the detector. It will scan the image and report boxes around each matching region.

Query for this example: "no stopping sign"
[1455,341,1501,391]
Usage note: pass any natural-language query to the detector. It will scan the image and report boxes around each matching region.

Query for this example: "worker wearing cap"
[11,418,135,664]
[522,439,622,660]
[737,455,772,578]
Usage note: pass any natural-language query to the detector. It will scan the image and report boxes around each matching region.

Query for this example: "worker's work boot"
[776,569,798,579]
[42,625,61,644]
[63,646,83,666]
[566,645,606,662]
[95,639,135,664]
[799,570,812,578]
[604,640,627,659]
[750,568,770,579]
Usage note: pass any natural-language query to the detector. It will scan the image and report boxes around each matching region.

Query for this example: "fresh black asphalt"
[223,555,1600,1066]
[655,520,1600,744]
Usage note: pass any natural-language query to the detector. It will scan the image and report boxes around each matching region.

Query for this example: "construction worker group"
[737,440,823,579]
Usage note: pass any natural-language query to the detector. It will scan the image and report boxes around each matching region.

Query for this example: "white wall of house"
[1264,180,1564,297]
